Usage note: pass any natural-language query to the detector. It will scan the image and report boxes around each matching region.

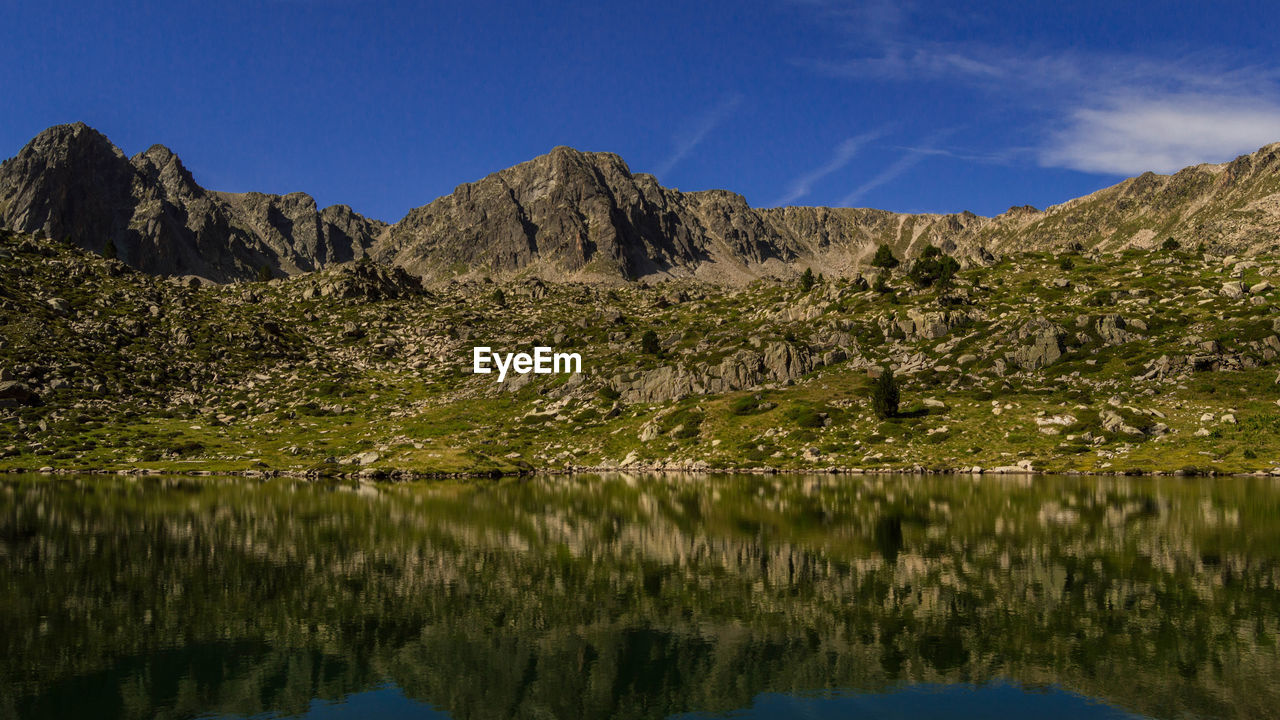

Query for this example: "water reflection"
[0,473,1277,719]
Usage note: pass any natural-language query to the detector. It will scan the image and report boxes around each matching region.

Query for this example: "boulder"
[0,381,39,407]
[1008,319,1067,370]
[895,309,970,341]
[1221,281,1248,299]
[1095,314,1135,345]
[1101,410,1144,436]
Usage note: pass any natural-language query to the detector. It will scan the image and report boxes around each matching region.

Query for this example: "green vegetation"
[640,329,661,354]
[799,267,815,292]
[871,367,899,419]
[871,243,899,269]
[3,229,1280,476]
[906,244,959,288]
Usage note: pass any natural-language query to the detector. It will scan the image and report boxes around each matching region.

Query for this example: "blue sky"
[3,1,1280,222]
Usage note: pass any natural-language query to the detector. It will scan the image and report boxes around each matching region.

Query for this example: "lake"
[1,472,1277,719]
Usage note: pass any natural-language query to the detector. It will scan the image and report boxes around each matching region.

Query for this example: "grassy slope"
[2,230,1279,475]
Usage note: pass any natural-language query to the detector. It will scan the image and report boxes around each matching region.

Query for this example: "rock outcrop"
[0,123,385,282]
[1008,319,1068,371]
[610,341,823,404]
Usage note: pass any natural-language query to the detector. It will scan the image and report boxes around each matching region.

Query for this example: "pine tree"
[799,267,815,292]
[871,367,899,419]
[103,238,117,260]
[871,244,899,269]
[257,265,273,282]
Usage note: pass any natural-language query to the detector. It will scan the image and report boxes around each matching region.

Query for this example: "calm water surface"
[1,472,1277,719]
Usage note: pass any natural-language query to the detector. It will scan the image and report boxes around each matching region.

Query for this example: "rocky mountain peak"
[0,124,384,281]
[5,122,1280,285]
[131,144,200,198]
[23,122,122,162]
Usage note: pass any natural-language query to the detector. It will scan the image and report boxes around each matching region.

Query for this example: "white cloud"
[790,2,1280,178]
[655,94,745,177]
[775,130,881,205]
[1039,95,1280,174]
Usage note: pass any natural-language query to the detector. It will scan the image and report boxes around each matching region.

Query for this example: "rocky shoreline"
[9,462,1279,479]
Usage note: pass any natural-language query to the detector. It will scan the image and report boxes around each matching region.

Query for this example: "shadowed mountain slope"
[0,123,384,282]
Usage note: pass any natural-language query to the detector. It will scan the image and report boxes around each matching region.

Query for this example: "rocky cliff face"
[4,123,1280,284]
[372,141,1280,283]
[373,147,729,280]
[0,123,385,281]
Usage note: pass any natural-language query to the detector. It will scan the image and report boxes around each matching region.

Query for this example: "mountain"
[373,142,1280,282]
[3,122,1280,284]
[0,123,385,282]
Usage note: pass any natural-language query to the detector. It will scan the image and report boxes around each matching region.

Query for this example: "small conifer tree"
[871,244,900,269]
[871,367,899,419]
[640,329,661,354]
[799,267,815,292]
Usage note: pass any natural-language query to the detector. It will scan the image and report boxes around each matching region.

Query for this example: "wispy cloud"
[655,94,745,177]
[774,130,882,205]
[795,42,1009,84]
[791,2,1280,177]
[839,129,954,207]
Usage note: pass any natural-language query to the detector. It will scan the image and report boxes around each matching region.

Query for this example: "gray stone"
[1221,281,1248,299]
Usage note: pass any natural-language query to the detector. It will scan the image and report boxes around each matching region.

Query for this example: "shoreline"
[6,463,1279,479]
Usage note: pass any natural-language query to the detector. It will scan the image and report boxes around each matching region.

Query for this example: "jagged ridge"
[4,123,1280,284]
[0,123,385,282]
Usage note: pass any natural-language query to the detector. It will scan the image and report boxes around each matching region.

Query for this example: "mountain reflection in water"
[0,472,1276,719]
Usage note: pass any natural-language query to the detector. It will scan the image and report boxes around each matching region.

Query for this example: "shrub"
[257,264,273,282]
[786,403,826,428]
[871,368,899,419]
[640,329,661,354]
[1058,256,1075,271]
[907,244,960,288]
[492,288,507,307]
[729,395,761,415]
[1161,237,1180,252]
[872,244,900,269]
[103,238,117,260]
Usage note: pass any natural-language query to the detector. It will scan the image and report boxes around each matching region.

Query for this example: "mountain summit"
[0,123,385,281]
[3,123,1280,283]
